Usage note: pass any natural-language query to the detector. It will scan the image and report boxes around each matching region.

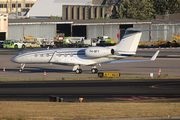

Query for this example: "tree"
[125,0,138,19]
[168,0,180,14]
[124,0,155,20]
[150,0,168,15]
[117,3,126,18]
[136,0,155,20]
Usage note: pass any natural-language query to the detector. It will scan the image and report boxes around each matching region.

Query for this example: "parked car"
[0,41,4,48]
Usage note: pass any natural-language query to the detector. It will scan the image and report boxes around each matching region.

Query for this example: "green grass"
[0,75,180,81]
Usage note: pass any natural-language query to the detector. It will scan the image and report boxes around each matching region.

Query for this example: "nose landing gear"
[19,63,25,72]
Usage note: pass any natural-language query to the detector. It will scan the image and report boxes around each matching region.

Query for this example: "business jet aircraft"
[11,28,160,74]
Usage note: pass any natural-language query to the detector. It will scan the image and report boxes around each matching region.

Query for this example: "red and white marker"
[158,68,161,76]
[44,71,46,76]
[3,67,5,72]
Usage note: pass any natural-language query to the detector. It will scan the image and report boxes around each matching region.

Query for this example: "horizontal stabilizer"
[143,29,169,31]
[103,50,160,64]
[149,50,160,61]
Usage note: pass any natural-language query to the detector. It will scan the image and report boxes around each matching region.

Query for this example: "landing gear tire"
[22,44,25,49]
[91,68,98,74]
[19,69,23,72]
[15,44,18,49]
[76,69,82,74]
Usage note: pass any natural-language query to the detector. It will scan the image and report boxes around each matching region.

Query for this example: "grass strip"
[0,75,180,81]
[0,101,180,119]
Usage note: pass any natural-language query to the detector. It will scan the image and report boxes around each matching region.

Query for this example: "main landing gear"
[91,66,98,74]
[73,65,98,74]
[76,68,82,74]
[19,63,25,72]
[73,65,82,74]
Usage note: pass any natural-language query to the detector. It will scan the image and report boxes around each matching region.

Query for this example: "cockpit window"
[17,51,22,55]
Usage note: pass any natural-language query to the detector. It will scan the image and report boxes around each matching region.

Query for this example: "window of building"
[31,3,34,7]
[4,19,6,21]
[4,4,7,8]
[26,4,29,7]
[0,4,3,8]
[18,4,21,8]
[12,4,15,8]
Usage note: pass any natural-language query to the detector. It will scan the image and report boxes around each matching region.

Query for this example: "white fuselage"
[11,48,128,66]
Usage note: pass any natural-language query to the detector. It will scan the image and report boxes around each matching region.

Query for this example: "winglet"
[150,50,160,61]
[49,51,57,63]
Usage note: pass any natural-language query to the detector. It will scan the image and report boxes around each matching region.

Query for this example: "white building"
[0,13,8,40]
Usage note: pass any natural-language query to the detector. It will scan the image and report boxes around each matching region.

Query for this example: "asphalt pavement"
[0,79,180,102]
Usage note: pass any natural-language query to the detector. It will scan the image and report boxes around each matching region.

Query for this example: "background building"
[7,18,180,44]
[62,5,115,20]
[27,0,120,19]
[0,0,37,13]
[156,12,180,20]
[7,18,151,43]
[0,13,8,40]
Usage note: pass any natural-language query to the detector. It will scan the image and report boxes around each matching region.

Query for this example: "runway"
[0,79,180,102]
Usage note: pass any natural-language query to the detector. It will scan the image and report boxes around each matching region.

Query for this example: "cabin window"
[34,54,37,57]
[46,54,49,57]
[40,54,43,57]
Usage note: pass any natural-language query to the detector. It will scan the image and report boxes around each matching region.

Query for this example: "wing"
[103,50,160,64]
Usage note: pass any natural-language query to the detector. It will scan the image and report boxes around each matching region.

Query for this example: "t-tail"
[113,28,142,54]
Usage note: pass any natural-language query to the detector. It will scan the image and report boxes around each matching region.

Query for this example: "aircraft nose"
[11,56,17,63]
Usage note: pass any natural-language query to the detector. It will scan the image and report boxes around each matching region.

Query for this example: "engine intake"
[85,47,114,58]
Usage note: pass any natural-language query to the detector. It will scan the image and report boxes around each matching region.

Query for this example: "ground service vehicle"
[83,38,98,46]
[0,41,4,48]
[3,40,26,49]
[23,36,41,48]
[54,35,80,48]
[96,36,117,46]
[36,38,54,48]
[68,37,85,44]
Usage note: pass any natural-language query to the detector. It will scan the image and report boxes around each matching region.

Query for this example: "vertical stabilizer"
[114,28,142,52]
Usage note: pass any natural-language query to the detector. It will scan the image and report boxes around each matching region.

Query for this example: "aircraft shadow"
[5,67,72,73]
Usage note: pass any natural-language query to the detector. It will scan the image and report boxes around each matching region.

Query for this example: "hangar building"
[4,18,180,43]
[8,18,151,42]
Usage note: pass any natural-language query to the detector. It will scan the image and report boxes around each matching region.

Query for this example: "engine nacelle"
[85,47,114,58]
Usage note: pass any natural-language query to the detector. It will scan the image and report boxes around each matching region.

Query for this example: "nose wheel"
[19,63,25,73]
[91,68,98,74]
[19,69,23,72]
[76,69,82,74]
